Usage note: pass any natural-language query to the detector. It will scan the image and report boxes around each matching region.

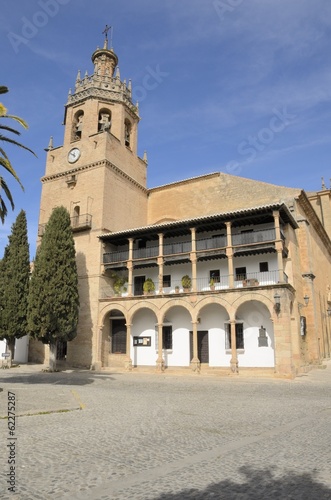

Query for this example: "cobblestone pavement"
[1,363,331,499]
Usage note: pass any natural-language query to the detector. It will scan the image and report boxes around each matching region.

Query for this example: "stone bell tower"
[34,34,149,367]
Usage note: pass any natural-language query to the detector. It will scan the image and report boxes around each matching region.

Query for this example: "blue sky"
[1,0,331,258]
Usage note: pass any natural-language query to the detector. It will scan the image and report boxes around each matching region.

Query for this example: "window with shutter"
[225,323,244,349]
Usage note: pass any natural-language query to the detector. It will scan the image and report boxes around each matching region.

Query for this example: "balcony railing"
[100,270,288,298]
[196,235,227,250]
[103,249,129,264]
[163,240,191,255]
[232,228,276,246]
[133,246,159,259]
[38,214,92,237]
[71,214,92,232]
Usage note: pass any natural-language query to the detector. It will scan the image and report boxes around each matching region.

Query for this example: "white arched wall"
[197,303,230,367]
[161,305,193,367]
[131,308,158,366]
[235,300,275,367]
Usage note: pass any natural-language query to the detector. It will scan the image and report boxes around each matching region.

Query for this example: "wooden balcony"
[102,227,287,268]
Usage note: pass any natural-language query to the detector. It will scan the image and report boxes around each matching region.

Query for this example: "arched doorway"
[196,302,230,367]
[102,309,127,367]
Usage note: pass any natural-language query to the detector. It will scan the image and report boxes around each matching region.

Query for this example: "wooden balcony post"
[158,233,164,293]
[226,222,234,288]
[126,238,134,296]
[190,227,197,292]
[273,211,284,282]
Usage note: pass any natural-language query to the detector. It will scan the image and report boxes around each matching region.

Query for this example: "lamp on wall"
[298,295,310,310]
[274,293,281,315]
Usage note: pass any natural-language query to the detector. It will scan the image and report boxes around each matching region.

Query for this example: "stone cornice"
[296,191,331,254]
[41,159,147,193]
[67,87,139,118]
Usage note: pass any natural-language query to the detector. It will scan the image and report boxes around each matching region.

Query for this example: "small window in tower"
[124,119,131,147]
[98,109,112,132]
[73,111,84,141]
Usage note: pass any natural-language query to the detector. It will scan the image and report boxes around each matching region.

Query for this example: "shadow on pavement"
[0,369,118,386]
[153,467,331,500]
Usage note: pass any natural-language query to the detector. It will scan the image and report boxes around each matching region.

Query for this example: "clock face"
[68,147,81,163]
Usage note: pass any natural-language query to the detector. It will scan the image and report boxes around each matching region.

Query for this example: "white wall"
[131,308,157,366]
[0,336,29,363]
[14,336,29,363]
[236,301,275,367]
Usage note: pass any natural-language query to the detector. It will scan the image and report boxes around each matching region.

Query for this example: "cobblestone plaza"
[1,364,331,499]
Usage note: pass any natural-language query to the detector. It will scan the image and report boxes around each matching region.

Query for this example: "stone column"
[190,321,200,372]
[302,272,320,364]
[91,325,103,371]
[230,320,238,373]
[156,323,165,371]
[226,222,234,288]
[125,323,132,371]
[190,227,197,292]
[128,238,134,296]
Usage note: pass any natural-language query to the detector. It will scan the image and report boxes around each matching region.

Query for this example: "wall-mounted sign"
[133,336,151,347]
[258,326,268,347]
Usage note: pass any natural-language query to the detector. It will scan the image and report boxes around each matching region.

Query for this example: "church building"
[29,36,331,377]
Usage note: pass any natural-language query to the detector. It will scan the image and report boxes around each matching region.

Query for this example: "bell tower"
[35,34,148,368]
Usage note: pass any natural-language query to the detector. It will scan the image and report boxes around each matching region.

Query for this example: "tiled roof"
[99,201,297,241]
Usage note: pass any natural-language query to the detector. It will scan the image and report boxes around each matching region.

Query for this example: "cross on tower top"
[102,25,111,39]
[102,25,113,49]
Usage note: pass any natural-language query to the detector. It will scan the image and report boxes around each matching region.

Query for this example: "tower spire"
[91,26,118,77]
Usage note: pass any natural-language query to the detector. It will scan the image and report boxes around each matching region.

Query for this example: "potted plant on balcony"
[175,285,180,293]
[143,278,155,295]
[209,278,215,291]
[111,272,127,296]
[181,275,191,292]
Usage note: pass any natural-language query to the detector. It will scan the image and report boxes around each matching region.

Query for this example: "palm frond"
[0,157,24,188]
[1,114,29,129]
[0,125,21,136]
[0,176,15,223]
[0,135,36,156]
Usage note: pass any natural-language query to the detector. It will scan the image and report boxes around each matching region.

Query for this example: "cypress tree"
[0,210,30,359]
[28,206,79,371]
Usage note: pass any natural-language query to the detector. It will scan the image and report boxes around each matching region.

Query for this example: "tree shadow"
[0,369,119,385]
[153,467,331,499]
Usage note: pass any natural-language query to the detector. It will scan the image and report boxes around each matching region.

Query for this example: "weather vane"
[102,25,112,47]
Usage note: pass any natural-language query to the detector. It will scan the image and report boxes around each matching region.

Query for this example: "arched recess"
[73,205,80,228]
[196,302,230,367]
[98,108,112,132]
[159,304,193,367]
[100,308,127,368]
[234,300,275,368]
[130,306,158,367]
[72,110,84,141]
